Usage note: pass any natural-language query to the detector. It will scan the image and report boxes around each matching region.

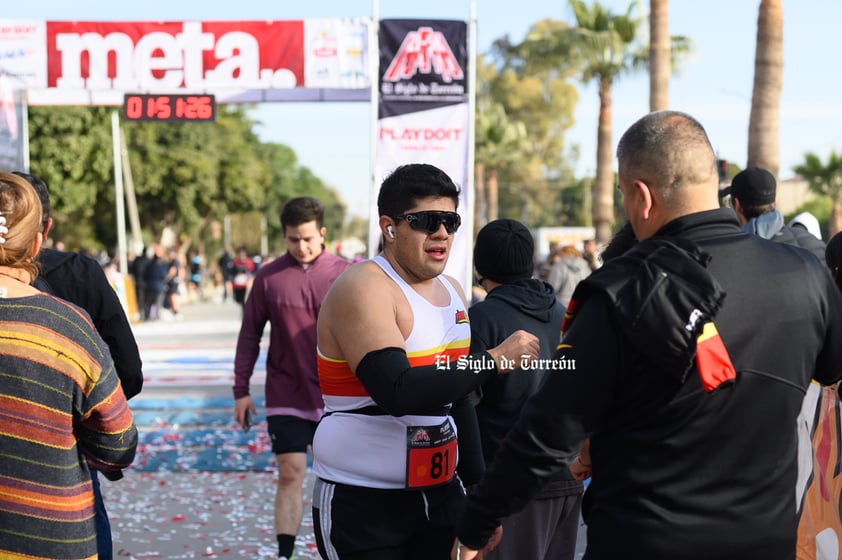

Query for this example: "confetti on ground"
[130,395,276,473]
[105,470,320,559]
[105,391,319,559]
[119,300,587,560]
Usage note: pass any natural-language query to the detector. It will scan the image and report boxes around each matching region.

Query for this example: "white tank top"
[313,256,471,489]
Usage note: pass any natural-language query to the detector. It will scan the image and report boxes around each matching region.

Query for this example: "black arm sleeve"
[451,394,485,486]
[355,347,497,417]
[453,309,493,485]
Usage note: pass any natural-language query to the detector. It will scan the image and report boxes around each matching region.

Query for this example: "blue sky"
[6,1,840,218]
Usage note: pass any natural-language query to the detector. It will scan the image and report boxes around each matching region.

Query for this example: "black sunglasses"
[393,211,461,235]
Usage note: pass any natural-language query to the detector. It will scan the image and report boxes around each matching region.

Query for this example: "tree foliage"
[26,105,344,256]
[477,23,580,229]
[27,106,115,247]
[474,94,530,228]
[517,0,691,242]
[794,151,842,237]
[567,0,649,243]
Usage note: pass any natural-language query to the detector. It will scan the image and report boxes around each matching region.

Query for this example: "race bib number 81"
[405,420,457,489]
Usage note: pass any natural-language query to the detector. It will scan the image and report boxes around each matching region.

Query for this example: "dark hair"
[377,163,460,217]
[736,201,776,220]
[281,197,325,232]
[12,171,50,231]
[826,231,842,293]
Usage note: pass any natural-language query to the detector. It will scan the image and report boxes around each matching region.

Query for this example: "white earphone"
[387,225,395,238]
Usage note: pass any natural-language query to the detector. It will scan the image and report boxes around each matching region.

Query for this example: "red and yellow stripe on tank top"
[318,338,470,397]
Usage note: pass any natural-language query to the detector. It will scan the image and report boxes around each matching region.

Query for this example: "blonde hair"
[0,173,43,281]
[557,245,583,259]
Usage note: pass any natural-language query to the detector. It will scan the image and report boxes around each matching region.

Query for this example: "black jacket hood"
[484,278,558,323]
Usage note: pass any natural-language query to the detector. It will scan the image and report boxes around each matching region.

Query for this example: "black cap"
[720,167,776,205]
[474,219,534,284]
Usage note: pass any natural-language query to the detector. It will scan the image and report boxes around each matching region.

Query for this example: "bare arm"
[319,262,409,371]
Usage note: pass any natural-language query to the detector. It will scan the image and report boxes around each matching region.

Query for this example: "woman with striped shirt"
[0,172,137,560]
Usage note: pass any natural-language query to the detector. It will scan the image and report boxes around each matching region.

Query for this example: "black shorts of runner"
[312,477,464,559]
[267,415,318,455]
[233,287,247,305]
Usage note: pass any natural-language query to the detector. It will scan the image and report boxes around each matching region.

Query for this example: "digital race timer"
[123,94,216,122]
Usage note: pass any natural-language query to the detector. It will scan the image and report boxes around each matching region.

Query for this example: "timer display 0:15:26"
[123,94,216,122]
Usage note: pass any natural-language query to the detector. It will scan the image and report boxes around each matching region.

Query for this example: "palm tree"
[565,0,649,243]
[520,1,691,241]
[649,0,670,111]
[474,99,530,228]
[476,38,577,228]
[747,0,784,178]
[794,151,842,238]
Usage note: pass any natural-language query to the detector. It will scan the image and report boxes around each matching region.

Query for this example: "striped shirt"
[0,294,137,560]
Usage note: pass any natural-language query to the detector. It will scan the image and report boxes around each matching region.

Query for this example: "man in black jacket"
[455,112,842,560]
[17,171,143,560]
[721,166,826,262]
[458,218,582,560]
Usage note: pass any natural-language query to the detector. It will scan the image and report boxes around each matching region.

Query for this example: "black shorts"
[267,415,317,454]
[313,477,464,559]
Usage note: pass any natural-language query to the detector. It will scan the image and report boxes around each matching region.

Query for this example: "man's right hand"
[486,329,540,373]
[234,395,256,431]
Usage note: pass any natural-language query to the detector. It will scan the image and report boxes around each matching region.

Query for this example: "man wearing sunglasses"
[311,163,539,559]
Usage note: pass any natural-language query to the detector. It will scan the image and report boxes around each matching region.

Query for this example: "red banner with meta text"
[46,21,305,93]
[0,18,371,105]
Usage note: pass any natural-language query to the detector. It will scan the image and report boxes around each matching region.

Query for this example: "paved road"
[129,299,270,472]
[106,299,298,559]
[105,298,586,559]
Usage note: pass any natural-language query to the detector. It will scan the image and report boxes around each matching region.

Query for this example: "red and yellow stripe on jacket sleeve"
[695,322,736,392]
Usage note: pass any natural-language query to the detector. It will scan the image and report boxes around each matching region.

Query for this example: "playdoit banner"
[0,22,32,171]
[371,20,470,290]
[0,77,25,172]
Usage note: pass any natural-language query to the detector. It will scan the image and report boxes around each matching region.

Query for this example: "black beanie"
[474,219,534,284]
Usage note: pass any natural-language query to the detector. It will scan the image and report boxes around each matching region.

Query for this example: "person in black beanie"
[457,218,583,560]
[473,218,536,285]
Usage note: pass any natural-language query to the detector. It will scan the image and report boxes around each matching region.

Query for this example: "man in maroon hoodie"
[233,196,351,560]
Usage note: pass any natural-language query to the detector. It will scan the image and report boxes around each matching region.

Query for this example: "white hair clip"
[0,215,7,244]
